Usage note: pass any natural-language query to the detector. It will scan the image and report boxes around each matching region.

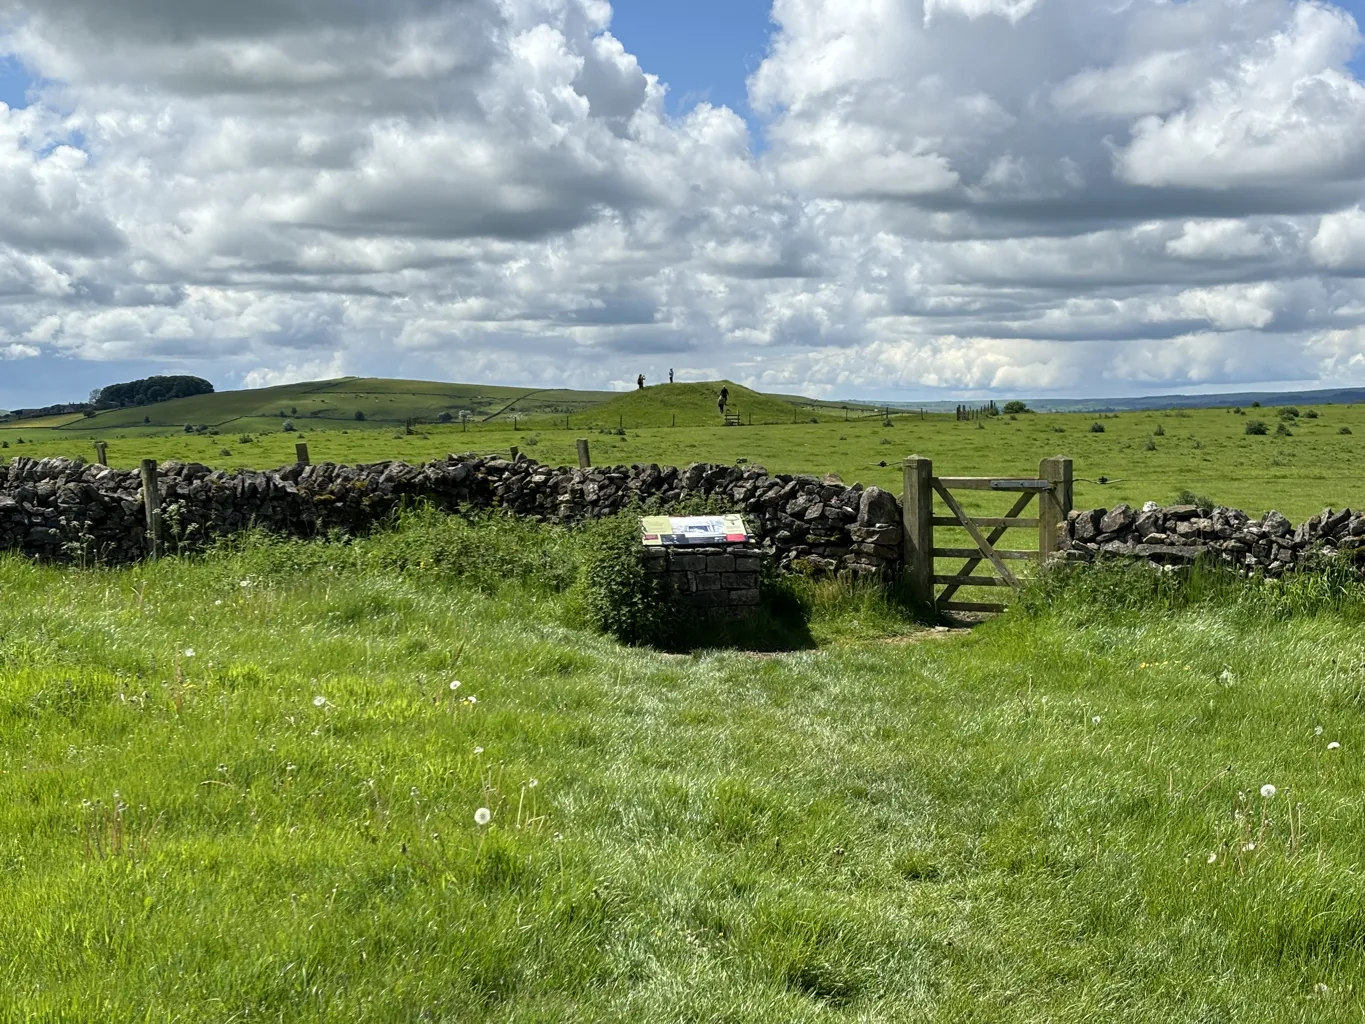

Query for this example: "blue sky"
[608,0,774,123]
[0,56,32,108]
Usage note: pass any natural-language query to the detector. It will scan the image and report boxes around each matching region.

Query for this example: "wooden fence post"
[576,439,591,469]
[140,459,161,560]
[93,442,107,466]
[1038,456,1073,562]
[295,442,310,466]
[902,455,934,608]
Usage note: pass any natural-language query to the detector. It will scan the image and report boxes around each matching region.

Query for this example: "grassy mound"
[571,380,821,428]
[4,519,1365,1019]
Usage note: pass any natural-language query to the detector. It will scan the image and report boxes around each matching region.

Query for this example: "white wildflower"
[473,746,484,755]
[1260,784,1277,799]
[1206,852,1217,864]
[313,695,327,708]
[474,807,491,826]
[528,778,539,789]
[449,680,461,690]
[1315,725,1324,736]
[184,648,195,658]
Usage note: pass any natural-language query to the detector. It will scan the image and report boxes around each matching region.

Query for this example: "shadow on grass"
[657,575,935,654]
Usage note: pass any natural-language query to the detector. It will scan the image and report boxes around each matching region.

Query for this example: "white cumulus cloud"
[1,0,1365,402]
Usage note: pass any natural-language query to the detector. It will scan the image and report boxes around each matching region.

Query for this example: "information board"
[640,514,749,546]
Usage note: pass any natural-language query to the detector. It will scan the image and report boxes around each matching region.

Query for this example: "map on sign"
[640,515,749,546]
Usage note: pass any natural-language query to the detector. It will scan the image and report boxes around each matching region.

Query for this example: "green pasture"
[4,516,1365,1020]
[5,398,1364,522]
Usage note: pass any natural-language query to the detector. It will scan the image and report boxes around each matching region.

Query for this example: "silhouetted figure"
[668,368,674,384]
[718,386,729,416]
[637,373,645,390]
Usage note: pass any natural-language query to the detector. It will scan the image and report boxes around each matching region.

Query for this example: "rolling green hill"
[54,377,619,433]
[42,376,870,435]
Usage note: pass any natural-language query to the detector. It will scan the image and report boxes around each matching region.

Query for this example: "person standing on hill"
[668,368,674,384]
[717,386,729,416]
[637,373,645,390]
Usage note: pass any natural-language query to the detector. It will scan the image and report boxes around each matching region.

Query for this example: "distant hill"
[882,386,1365,414]
[28,375,875,434]
[52,377,619,433]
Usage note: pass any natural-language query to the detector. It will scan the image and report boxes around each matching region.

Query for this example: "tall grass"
[5,517,1365,1020]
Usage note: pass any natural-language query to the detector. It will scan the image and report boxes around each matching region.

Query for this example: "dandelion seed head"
[528,778,539,788]
[474,807,491,826]
[1315,725,1324,736]
[217,763,227,774]
[473,746,484,755]
[313,695,327,707]
[1091,715,1101,725]
[1207,852,1217,864]
[449,680,461,690]
[1328,741,1341,750]
[1260,784,1277,799]
[466,695,478,704]
[184,648,195,658]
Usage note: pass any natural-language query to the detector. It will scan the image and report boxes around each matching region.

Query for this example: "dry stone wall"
[0,454,904,577]
[1059,502,1365,573]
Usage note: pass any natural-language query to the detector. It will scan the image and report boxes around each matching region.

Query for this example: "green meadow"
[4,516,1365,1021]
[5,385,1364,521]
[6,381,1365,1019]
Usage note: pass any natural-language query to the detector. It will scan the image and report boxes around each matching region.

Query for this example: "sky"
[6,1,1365,408]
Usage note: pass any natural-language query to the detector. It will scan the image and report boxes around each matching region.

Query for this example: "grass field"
[5,395,1363,523]
[4,515,1365,1020]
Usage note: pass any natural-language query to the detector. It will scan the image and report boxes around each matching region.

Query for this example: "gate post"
[902,456,934,607]
[140,459,161,560]
[1038,456,1073,562]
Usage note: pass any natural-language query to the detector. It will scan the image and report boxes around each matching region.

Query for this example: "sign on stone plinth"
[640,514,749,546]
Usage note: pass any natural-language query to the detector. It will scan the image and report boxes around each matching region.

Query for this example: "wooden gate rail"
[902,454,1072,615]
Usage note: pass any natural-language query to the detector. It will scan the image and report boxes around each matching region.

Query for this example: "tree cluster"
[95,376,214,408]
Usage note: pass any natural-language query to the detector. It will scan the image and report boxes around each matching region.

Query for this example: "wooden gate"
[902,455,1072,614]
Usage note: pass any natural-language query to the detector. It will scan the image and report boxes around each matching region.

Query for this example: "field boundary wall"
[0,454,904,577]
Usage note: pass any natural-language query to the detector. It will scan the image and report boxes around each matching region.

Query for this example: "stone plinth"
[642,542,761,617]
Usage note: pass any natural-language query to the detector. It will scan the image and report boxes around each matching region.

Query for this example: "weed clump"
[572,513,675,647]
[1089,422,1105,433]
[1174,488,1215,509]
[1245,420,1269,435]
